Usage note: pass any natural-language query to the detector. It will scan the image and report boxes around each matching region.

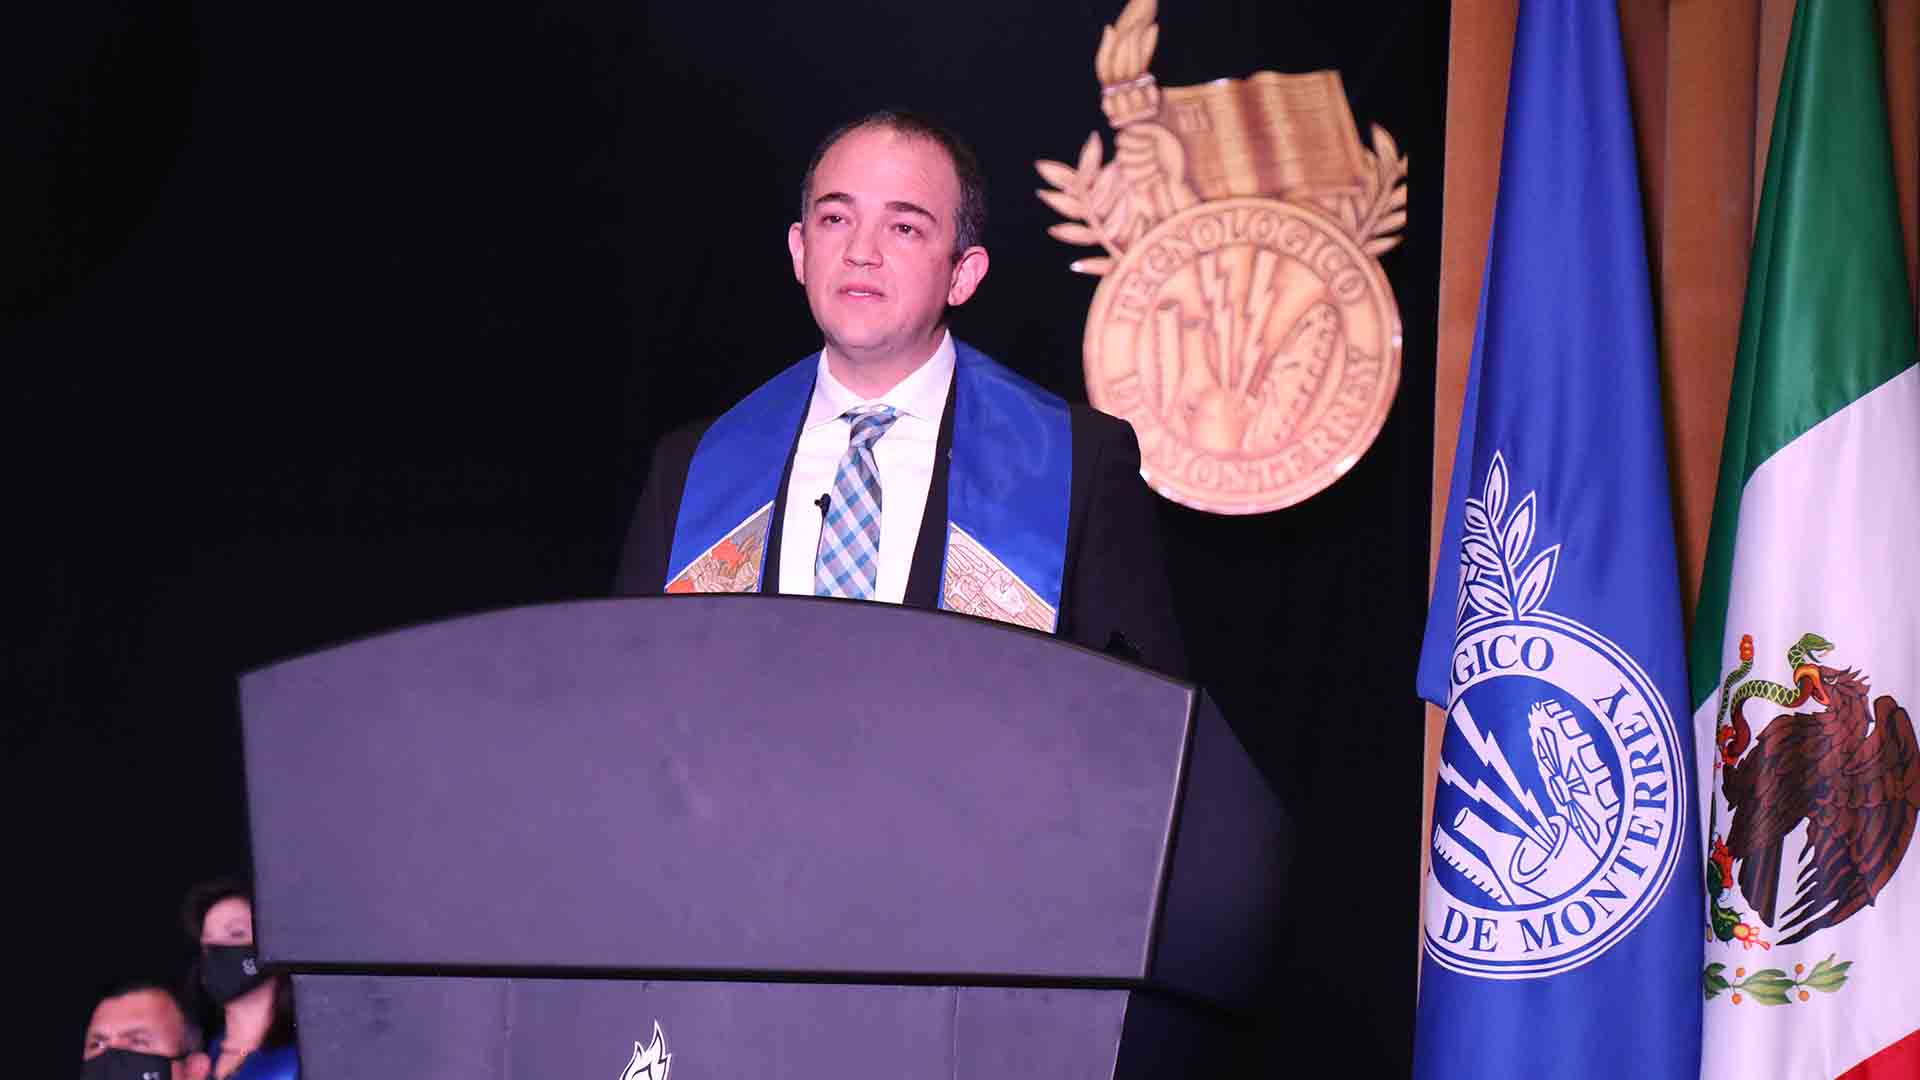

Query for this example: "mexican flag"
[1689,1,1920,1078]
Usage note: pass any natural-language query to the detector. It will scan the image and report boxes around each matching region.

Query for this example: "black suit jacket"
[614,382,1188,679]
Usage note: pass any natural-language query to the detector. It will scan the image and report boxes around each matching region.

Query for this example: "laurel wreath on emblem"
[1704,955,1850,1006]
[1455,452,1561,628]
[1327,130,1411,258]
[1032,0,1408,277]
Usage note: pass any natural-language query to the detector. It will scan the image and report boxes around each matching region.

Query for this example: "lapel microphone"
[815,493,830,515]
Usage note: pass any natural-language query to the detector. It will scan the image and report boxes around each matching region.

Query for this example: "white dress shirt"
[777,333,956,604]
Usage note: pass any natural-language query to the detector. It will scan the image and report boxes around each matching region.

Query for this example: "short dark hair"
[91,979,205,1053]
[797,110,988,262]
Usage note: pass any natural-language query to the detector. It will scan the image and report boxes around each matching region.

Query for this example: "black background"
[6,1,1444,1073]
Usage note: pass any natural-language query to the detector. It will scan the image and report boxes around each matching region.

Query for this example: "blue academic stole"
[665,341,1070,632]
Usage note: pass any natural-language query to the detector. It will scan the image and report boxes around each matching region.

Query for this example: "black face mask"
[201,943,270,1004]
[80,1048,178,1080]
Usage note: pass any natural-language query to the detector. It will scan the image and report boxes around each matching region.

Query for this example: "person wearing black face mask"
[80,981,210,1080]
[199,943,270,1008]
[182,877,300,1080]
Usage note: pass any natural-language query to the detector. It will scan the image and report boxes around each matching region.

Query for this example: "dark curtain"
[4,1,1444,1073]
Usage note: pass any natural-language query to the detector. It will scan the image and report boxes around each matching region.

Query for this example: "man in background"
[80,981,210,1080]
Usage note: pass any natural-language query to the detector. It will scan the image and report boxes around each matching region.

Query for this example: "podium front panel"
[292,975,1241,1079]
[244,598,1197,983]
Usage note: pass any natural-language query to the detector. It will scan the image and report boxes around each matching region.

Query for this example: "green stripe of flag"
[1689,0,1918,711]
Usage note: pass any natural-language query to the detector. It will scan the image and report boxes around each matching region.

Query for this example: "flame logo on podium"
[620,1021,672,1080]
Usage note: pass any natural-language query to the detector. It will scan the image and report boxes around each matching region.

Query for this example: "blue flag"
[1413,3,1703,1077]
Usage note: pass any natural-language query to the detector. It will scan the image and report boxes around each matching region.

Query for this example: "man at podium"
[615,110,1187,677]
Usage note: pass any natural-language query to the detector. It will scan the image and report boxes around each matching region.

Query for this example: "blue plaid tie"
[814,405,899,600]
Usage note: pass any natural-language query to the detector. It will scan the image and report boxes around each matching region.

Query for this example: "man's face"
[788,125,987,372]
[82,989,208,1079]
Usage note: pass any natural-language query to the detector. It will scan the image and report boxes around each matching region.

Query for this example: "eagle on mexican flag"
[1690,1,1920,1077]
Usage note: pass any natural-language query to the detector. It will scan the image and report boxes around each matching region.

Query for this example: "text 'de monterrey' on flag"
[1411,2,1703,1078]
[1690,1,1920,1077]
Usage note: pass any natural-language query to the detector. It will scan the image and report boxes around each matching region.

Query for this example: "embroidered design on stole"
[665,502,772,594]
[941,524,1057,632]
[664,343,1070,625]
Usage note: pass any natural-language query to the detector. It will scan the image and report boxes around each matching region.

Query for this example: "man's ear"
[182,1050,212,1080]
[947,245,989,306]
[787,222,807,284]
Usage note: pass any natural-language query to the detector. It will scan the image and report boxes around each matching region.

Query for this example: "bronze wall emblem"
[1038,0,1407,514]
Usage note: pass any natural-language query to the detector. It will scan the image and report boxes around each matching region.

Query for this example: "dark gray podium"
[241,596,1292,1078]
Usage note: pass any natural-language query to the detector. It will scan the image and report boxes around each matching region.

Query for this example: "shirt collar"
[805,332,956,431]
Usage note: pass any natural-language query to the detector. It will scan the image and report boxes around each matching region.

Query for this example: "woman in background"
[183,877,300,1080]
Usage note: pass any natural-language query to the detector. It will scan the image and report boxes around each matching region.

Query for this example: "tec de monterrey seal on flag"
[1412,1,1703,1077]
